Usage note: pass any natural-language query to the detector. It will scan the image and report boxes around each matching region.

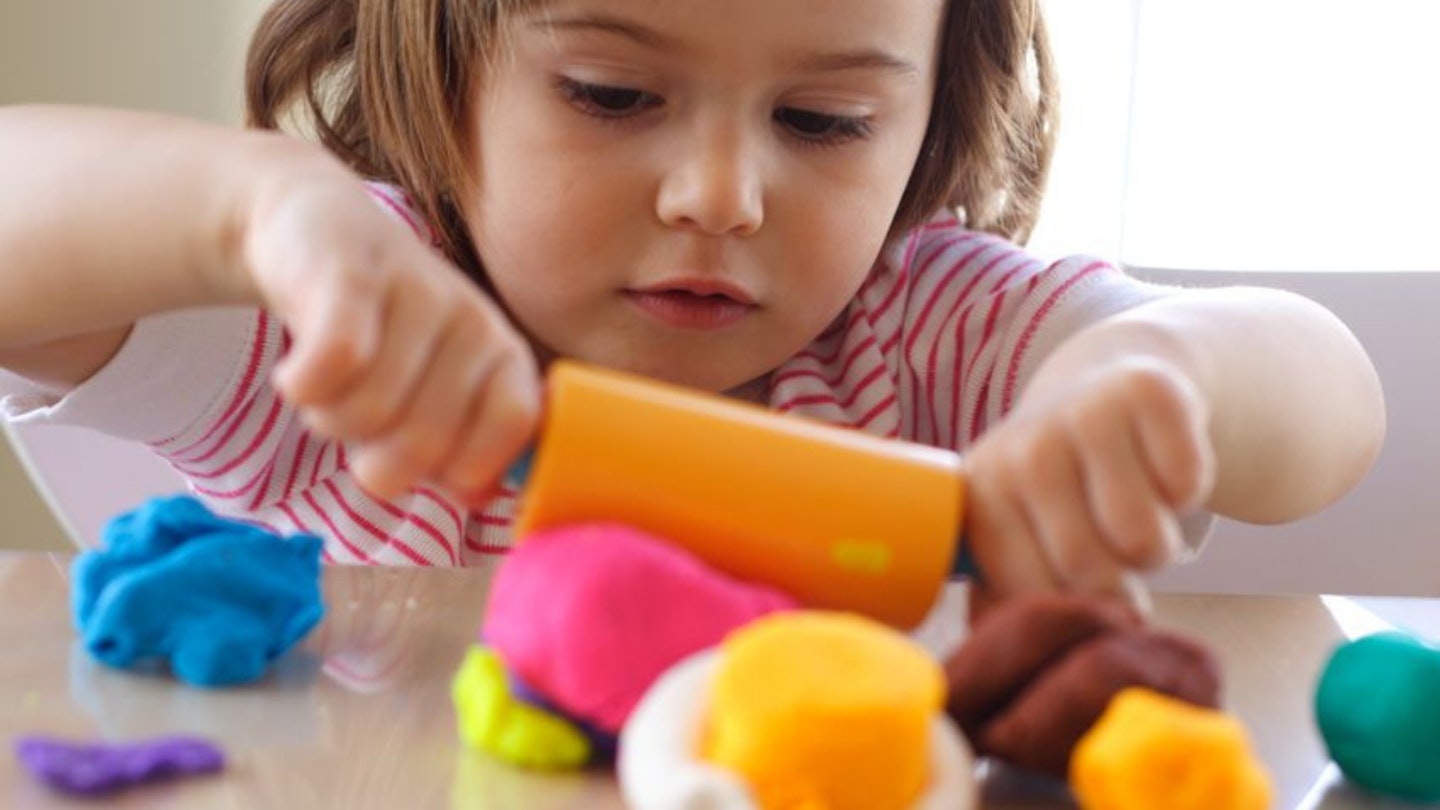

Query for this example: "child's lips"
[625,281,757,330]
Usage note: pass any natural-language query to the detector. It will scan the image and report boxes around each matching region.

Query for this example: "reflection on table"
[0,552,1425,809]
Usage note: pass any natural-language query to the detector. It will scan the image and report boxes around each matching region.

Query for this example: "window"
[1033,0,1440,272]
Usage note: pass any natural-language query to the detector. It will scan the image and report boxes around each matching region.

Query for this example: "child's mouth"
[624,287,756,331]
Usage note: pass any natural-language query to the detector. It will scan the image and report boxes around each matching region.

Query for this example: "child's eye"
[774,107,875,146]
[556,78,663,118]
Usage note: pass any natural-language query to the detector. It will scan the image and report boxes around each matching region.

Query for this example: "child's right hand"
[233,153,540,503]
[961,357,1215,608]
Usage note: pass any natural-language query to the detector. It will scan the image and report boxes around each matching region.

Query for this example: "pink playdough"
[482,523,798,733]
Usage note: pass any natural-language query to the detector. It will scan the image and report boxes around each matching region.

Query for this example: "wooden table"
[0,551,1417,808]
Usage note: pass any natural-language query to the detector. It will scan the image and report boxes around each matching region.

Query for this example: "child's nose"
[655,124,764,237]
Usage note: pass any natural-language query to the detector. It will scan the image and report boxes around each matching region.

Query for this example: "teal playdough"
[1315,631,1440,802]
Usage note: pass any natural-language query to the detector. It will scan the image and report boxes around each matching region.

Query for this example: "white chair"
[1,420,187,549]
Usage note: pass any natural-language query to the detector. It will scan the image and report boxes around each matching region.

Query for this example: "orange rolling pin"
[509,361,967,629]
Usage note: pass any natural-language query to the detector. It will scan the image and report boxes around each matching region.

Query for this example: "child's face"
[462,0,945,393]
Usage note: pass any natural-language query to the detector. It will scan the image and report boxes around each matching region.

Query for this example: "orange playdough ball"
[702,612,945,810]
[1070,687,1272,810]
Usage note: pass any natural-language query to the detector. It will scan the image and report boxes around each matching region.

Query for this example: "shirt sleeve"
[978,256,1219,551]
[769,219,1219,552]
[1,182,431,441]
[1,306,261,444]
[1,183,491,567]
[904,235,1216,551]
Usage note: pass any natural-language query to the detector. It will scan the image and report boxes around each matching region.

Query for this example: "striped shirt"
[3,185,1181,565]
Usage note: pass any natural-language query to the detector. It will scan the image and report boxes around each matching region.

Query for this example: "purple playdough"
[15,735,224,795]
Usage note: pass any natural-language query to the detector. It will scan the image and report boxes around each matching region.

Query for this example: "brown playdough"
[944,593,1221,777]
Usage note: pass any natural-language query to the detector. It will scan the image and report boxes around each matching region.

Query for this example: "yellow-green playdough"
[451,645,592,769]
[1315,632,1440,802]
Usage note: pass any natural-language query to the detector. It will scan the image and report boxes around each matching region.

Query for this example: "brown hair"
[245,0,1057,282]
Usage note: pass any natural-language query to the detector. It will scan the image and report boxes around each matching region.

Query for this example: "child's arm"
[0,106,256,389]
[0,105,539,501]
[964,286,1384,599]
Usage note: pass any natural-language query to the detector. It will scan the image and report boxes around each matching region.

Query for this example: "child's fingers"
[964,447,1063,599]
[1021,433,1130,595]
[272,268,384,409]
[304,275,448,440]
[435,337,541,501]
[1078,408,1185,569]
[1129,367,1215,511]
[346,314,492,499]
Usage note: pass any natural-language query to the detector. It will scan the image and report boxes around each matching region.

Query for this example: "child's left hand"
[961,357,1216,604]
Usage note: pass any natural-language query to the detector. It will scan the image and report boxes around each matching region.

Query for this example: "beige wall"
[0,2,270,549]
[0,429,68,550]
[0,2,269,120]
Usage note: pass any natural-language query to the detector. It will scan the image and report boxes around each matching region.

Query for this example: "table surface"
[0,551,1422,809]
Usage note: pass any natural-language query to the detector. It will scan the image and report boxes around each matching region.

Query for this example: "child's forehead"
[501,0,953,22]
[496,0,951,50]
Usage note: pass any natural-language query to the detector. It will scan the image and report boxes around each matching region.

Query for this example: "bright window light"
[1320,595,1398,640]
[1034,1,1440,273]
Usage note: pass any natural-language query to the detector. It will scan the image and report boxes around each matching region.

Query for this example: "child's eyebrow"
[790,51,921,79]
[530,13,920,79]
[530,13,673,50]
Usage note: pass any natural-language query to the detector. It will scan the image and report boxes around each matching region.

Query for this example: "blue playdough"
[1315,631,1440,802]
[72,495,324,687]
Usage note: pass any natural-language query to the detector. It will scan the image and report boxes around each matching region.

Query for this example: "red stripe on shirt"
[1001,261,1107,411]
[191,460,271,500]
[154,310,272,452]
[416,487,464,537]
[902,240,998,436]
[372,495,458,566]
[855,391,899,430]
[321,479,431,566]
[301,489,374,564]
[278,501,339,564]
[370,186,429,241]
[770,333,877,390]
[174,393,284,479]
[923,251,1026,443]
[274,431,312,505]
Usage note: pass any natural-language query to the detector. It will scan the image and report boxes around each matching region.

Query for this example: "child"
[0,0,1384,603]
